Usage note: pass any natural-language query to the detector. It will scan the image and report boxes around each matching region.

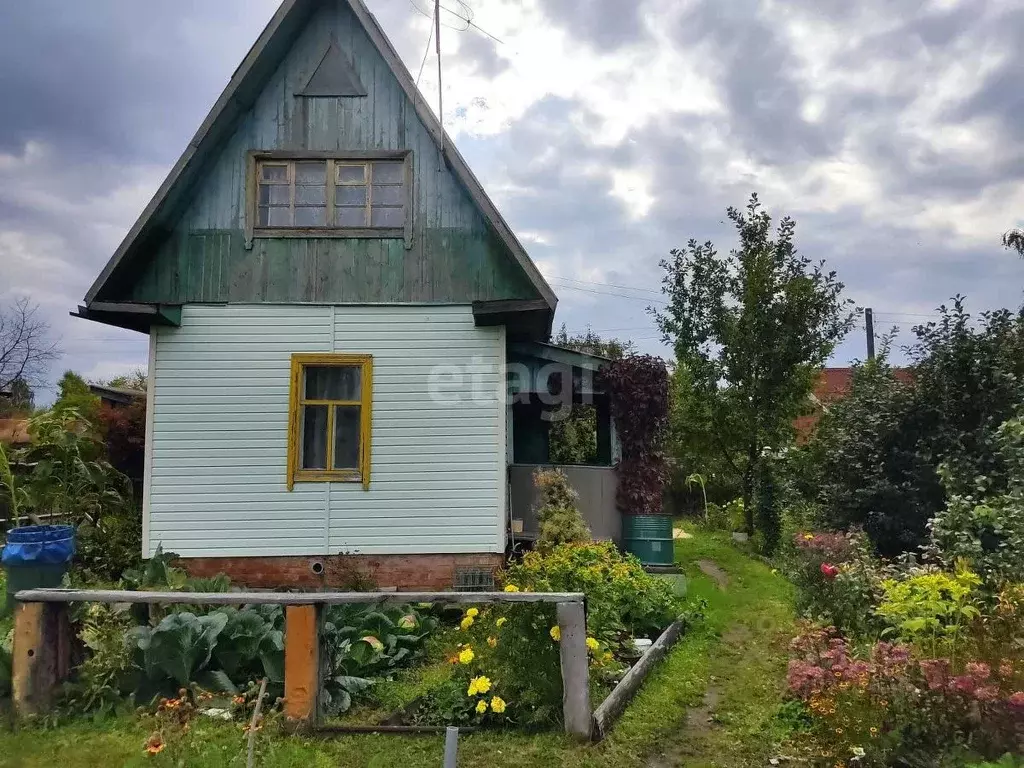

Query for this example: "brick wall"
[182,553,504,591]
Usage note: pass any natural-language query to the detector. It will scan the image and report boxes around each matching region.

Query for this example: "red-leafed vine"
[602,355,669,516]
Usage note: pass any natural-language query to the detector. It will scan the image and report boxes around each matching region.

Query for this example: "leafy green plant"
[685,473,708,522]
[0,441,28,525]
[318,603,438,715]
[504,541,681,642]
[59,604,134,716]
[74,510,142,583]
[129,611,229,690]
[532,468,590,550]
[876,564,982,662]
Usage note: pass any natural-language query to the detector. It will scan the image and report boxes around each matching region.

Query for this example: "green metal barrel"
[622,515,674,566]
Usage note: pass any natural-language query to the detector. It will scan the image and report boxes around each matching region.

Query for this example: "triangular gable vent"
[296,42,366,96]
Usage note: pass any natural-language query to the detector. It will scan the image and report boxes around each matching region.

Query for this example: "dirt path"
[643,540,797,768]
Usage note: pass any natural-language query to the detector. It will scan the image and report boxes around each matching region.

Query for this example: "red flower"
[820,563,839,580]
[1008,691,1024,709]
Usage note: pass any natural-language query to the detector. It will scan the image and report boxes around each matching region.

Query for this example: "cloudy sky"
[1,0,1023,400]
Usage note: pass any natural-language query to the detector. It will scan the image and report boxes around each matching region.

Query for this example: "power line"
[550,275,664,296]
[414,2,435,87]
[549,281,669,304]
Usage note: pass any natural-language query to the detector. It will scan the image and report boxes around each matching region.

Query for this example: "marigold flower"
[475,699,489,714]
[503,584,520,592]
[460,616,475,631]
[550,625,561,642]
[803,533,814,540]
[496,617,507,628]
[490,696,506,714]
[466,608,479,618]
[487,636,498,648]
[467,676,492,696]
[458,647,475,665]
[233,696,246,705]
[586,637,599,652]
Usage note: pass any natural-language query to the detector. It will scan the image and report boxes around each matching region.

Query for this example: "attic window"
[247,152,412,244]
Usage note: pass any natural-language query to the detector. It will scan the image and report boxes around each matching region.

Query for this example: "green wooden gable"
[82,0,555,335]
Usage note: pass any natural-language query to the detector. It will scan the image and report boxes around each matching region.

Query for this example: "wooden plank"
[12,601,72,716]
[14,589,585,605]
[557,600,591,740]
[284,604,320,726]
[591,617,686,740]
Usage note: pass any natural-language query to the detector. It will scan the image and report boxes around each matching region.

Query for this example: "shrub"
[75,509,143,583]
[929,414,1024,587]
[706,497,745,532]
[532,468,590,551]
[504,541,681,642]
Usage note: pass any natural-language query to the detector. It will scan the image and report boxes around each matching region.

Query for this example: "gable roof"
[83,0,556,317]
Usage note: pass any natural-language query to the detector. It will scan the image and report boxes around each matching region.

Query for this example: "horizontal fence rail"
[11,588,592,739]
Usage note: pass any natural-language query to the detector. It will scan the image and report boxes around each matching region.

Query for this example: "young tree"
[0,297,60,392]
[1003,227,1024,256]
[652,194,855,539]
[53,370,101,423]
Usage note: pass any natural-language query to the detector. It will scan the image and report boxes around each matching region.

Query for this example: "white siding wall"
[146,304,505,557]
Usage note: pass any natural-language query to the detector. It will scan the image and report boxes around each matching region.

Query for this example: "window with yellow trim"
[287,354,372,490]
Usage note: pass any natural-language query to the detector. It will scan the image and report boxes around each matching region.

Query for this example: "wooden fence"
[11,588,592,739]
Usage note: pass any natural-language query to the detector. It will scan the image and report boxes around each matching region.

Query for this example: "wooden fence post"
[557,600,591,740]
[283,604,320,727]
[12,601,72,716]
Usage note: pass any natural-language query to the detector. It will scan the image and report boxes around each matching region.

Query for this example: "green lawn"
[0,528,797,768]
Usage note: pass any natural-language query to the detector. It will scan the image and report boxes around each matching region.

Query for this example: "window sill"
[253,227,404,239]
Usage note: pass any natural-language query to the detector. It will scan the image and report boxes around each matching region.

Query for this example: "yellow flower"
[467,676,492,696]
[803,533,814,540]
[496,617,507,628]
[476,699,489,714]
[466,608,479,618]
[503,584,520,592]
[490,696,507,714]
[458,647,475,665]
[144,734,165,755]
[550,625,561,642]
[602,651,613,662]
[460,616,475,631]
[586,637,599,652]
[487,636,498,648]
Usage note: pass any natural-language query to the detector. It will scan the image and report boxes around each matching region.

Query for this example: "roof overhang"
[71,303,181,334]
[472,299,553,341]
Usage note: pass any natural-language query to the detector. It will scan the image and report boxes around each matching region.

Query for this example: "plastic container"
[622,515,674,566]
[2,524,76,611]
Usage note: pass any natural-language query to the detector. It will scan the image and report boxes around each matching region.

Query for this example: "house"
[88,384,145,410]
[794,367,913,440]
[75,0,617,590]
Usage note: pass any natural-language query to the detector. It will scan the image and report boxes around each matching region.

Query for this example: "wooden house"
[77,0,618,589]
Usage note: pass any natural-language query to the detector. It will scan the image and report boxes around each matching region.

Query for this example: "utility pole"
[865,307,875,360]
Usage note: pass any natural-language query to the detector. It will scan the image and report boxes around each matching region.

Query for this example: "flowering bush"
[787,624,1024,765]
[785,530,887,638]
[503,541,682,642]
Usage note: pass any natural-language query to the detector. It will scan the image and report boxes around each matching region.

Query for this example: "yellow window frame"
[287,353,373,490]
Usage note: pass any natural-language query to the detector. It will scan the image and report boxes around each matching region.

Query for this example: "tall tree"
[1004,228,1024,256]
[652,194,855,537]
[0,297,60,392]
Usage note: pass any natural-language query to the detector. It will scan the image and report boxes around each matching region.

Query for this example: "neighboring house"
[794,367,913,440]
[88,384,145,410]
[76,0,615,590]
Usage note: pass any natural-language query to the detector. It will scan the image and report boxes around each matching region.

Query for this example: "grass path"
[0,528,797,767]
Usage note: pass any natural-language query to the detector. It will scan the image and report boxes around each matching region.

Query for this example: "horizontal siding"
[147,304,503,557]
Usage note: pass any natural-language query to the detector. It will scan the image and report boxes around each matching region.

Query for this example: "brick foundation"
[181,553,504,591]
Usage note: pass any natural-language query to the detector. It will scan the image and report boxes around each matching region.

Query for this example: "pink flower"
[973,685,999,702]
[966,662,991,681]
[820,563,839,580]
[950,675,978,695]
[1007,692,1024,709]
[999,660,1014,679]
[920,659,951,691]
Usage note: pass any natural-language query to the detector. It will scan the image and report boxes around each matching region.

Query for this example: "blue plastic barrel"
[2,524,76,611]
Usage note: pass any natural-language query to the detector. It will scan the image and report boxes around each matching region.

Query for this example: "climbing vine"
[602,355,669,516]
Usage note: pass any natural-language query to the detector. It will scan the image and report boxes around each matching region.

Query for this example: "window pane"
[370,206,404,227]
[295,185,326,205]
[333,405,361,470]
[295,161,326,184]
[337,164,366,184]
[372,185,404,206]
[294,206,326,226]
[336,206,367,226]
[305,365,361,400]
[258,206,270,226]
[300,405,328,470]
[372,162,404,184]
[259,185,290,205]
[336,185,367,206]
[261,164,287,182]
[267,206,292,227]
